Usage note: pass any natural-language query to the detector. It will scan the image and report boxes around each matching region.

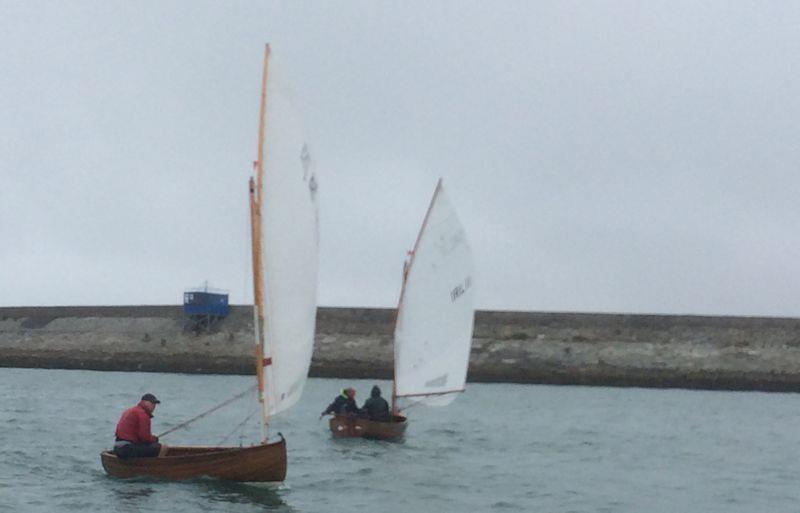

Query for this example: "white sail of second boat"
[393,179,475,407]
[257,51,319,416]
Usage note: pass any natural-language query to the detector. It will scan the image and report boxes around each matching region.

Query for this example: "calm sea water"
[2,367,800,512]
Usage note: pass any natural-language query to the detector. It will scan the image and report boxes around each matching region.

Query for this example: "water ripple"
[3,369,800,513]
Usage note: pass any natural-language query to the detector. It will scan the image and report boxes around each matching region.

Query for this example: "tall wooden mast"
[250,43,271,444]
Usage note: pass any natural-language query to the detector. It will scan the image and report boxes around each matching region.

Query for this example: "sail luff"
[256,44,270,206]
[391,178,443,412]
[249,177,268,443]
[251,44,272,442]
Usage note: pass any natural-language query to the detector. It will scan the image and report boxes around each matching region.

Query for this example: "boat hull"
[100,438,286,482]
[328,414,407,441]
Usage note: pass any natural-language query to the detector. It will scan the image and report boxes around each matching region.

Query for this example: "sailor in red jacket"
[112,393,165,459]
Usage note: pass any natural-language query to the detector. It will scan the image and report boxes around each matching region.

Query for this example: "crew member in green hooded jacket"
[320,387,361,418]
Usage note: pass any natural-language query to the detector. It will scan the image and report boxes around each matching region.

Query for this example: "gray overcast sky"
[2,1,800,316]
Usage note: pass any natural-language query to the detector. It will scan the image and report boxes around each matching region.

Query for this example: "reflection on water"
[112,484,156,501]
[104,480,159,513]
[198,479,286,508]
[102,476,289,512]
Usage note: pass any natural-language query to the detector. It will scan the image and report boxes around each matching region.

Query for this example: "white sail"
[393,179,475,406]
[258,53,319,416]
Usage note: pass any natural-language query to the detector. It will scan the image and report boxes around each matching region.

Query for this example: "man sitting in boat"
[320,387,361,418]
[361,385,391,422]
[112,393,166,459]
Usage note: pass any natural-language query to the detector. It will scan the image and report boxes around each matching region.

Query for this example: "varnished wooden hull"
[100,438,286,482]
[328,414,407,441]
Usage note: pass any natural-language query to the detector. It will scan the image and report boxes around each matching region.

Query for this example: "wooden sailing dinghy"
[101,44,320,482]
[329,179,475,441]
[100,441,287,481]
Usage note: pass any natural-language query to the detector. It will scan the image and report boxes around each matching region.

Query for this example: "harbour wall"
[2,305,800,392]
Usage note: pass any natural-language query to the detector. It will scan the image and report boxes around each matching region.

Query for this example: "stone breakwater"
[2,306,800,392]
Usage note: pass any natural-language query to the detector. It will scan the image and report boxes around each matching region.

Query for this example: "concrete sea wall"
[2,306,800,392]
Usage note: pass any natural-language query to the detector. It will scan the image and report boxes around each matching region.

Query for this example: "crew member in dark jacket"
[361,385,391,421]
[321,387,361,418]
[112,393,165,459]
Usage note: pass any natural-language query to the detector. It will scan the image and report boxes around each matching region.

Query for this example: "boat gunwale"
[328,414,408,441]
[100,438,285,466]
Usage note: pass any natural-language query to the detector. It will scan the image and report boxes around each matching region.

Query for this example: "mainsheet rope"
[157,384,256,439]
[217,404,260,445]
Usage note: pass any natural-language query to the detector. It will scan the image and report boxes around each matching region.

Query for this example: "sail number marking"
[450,276,472,302]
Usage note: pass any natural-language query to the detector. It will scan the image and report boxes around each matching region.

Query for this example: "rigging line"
[217,404,259,446]
[392,395,454,413]
[395,400,424,414]
[156,384,256,439]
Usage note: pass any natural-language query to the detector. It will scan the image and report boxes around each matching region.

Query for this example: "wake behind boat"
[101,44,319,483]
[327,179,475,441]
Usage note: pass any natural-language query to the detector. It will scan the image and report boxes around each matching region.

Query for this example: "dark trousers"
[113,442,161,459]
